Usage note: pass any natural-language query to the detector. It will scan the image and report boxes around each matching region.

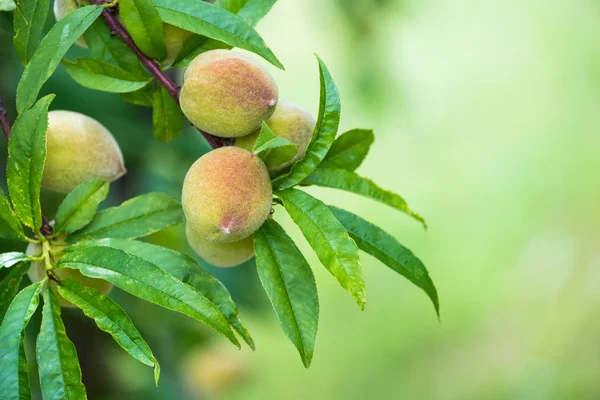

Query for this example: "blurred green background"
[2,0,600,399]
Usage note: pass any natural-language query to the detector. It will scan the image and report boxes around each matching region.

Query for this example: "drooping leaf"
[7,94,55,232]
[62,58,152,93]
[272,56,340,189]
[152,0,283,69]
[120,0,166,61]
[252,121,297,169]
[319,129,374,171]
[15,5,103,113]
[66,238,255,349]
[329,206,439,317]
[173,0,277,67]
[0,253,29,269]
[84,19,147,76]
[0,282,44,400]
[152,86,185,142]
[37,289,87,400]
[0,0,16,11]
[276,188,366,309]
[56,246,240,347]
[254,219,318,367]
[0,263,30,324]
[0,188,26,241]
[304,168,427,229]
[13,0,50,64]
[120,83,155,107]
[69,192,184,241]
[57,279,161,385]
[53,179,109,235]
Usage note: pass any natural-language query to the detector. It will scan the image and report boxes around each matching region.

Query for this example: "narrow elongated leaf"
[254,219,318,367]
[63,58,151,93]
[276,188,366,309]
[252,122,297,169]
[0,253,29,268]
[37,289,87,400]
[120,0,166,60]
[57,279,161,384]
[0,282,44,400]
[66,238,255,349]
[120,83,155,107]
[56,246,240,346]
[7,95,55,232]
[13,0,50,64]
[330,207,439,316]
[16,5,103,113]
[1,0,16,12]
[54,179,109,235]
[152,86,184,142]
[0,263,30,323]
[84,19,147,76]
[152,0,283,69]
[173,0,276,67]
[320,129,374,171]
[69,192,184,241]
[304,168,427,229]
[0,188,26,241]
[273,56,341,189]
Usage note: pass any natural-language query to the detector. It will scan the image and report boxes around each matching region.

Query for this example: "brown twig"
[89,0,224,149]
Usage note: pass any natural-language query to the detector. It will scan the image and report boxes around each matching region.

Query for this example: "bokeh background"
[2,0,600,398]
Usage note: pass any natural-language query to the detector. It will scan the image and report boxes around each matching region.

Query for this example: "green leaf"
[276,188,366,309]
[320,129,374,171]
[120,82,155,107]
[0,253,29,268]
[84,19,147,77]
[13,0,50,65]
[272,56,341,189]
[56,246,240,347]
[0,263,30,324]
[69,192,185,242]
[0,282,44,400]
[15,5,103,113]
[0,0,16,12]
[0,188,26,241]
[152,86,184,142]
[304,168,427,229]
[172,0,276,67]
[252,122,298,169]
[330,206,439,317]
[254,219,318,367]
[120,0,166,61]
[62,58,152,93]
[53,179,110,235]
[7,94,55,232]
[152,0,283,69]
[66,238,255,349]
[37,289,87,400]
[57,279,161,385]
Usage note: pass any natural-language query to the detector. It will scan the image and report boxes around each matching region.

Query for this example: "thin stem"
[0,99,11,140]
[89,0,224,149]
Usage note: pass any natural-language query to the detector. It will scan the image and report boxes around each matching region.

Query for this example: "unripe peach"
[180,49,278,138]
[42,111,126,194]
[162,24,192,66]
[26,242,113,308]
[186,223,254,268]
[236,100,316,172]
[182,147,272,243]
[53,0,88,48]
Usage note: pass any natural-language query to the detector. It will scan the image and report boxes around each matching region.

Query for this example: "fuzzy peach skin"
[54,0,89,47]
[26,242,113,308]
[182,147,272,243]
[186,223,254,267]
[235,99,316,172]
[180,49,278,138]
[42,111,126,193]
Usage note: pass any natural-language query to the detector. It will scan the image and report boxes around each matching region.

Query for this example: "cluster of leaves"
[0,0,439,398]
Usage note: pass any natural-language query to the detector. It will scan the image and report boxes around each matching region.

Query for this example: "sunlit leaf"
[53,179,109,235]
[120,0,166,60]
[254,219,318,367]
[0,0,16,12]
[319,129,374,171]
[276,188,366,309]
[0,253,29,269]
[252,122,298,169]
[63,58,152,93]
[13,0,50,64]
[152,86,184,142]
[0,188,26,241]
